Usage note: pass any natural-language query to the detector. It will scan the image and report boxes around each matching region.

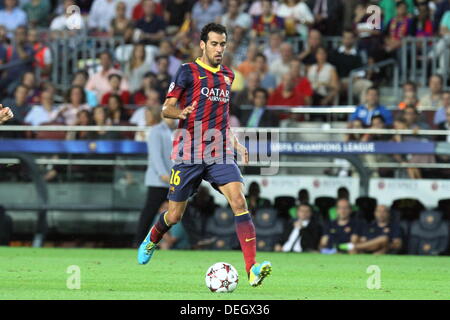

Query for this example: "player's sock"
[338,242,355,252]
[149,211,172,244]
[234,210,256,274]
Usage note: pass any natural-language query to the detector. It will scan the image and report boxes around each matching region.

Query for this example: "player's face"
[201,32,227,67]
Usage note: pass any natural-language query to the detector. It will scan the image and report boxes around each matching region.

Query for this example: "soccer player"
[0,104,14,124]
[137,23,272,287]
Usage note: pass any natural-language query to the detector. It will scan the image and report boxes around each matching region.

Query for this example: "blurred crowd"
[0,0,449,176]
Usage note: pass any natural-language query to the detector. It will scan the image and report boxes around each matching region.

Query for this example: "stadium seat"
[0,206,13,246]
[254,208,284,252]
[408,211,449,255]
[273,196,296,219]
[391,198,425,222]
[314,196,336,221]
[355,196,377,222]
[204,207,238,250]
[437,199,450,221]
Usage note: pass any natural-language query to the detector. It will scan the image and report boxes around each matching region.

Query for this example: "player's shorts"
[167,162,244,202]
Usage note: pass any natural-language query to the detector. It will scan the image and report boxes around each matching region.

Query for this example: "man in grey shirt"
[134,105,175,245]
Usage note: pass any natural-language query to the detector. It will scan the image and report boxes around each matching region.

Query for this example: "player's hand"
[178,101,196,120]
[160,175,170,184]
[236,143,249,165]
[0,104,13,124]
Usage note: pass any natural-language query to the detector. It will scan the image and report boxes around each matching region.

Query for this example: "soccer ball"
[205,262,239,293]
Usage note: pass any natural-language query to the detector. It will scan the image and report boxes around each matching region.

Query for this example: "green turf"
[0,247,449,300]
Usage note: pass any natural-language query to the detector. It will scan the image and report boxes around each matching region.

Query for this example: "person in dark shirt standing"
[319,198,361,254]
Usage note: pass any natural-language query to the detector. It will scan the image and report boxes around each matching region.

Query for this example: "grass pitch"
[0,247,449,300]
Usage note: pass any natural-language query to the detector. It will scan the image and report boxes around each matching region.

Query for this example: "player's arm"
[0,104,14,124]
[229,130,249,164]
[162,97,196,120]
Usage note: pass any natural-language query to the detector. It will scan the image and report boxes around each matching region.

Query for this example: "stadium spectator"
[361,115,391,142]
[134,0,166,46]
[191,0,223,32]
[410,1,434,37]
[379,0,415,27]
[402,105,430,130]
[125,44,153,93]
[298,28,322,66]
[0,26,8,64]
[308,0,344,36]
[20,71,40,104]
[228,25,250,67]
[72,70,99,108]
[428,6,450,76]
[24,89,56,126]
[1,26,33,94]
[151,40,182,78]
[22,0,51,28]
[131,0,163,21]
[436,106,450,143]
[164,0,193,35]
[345,118,364,142]
[130,89,161,140]
[86,106,121,140]
[349,87,393,126]
[306,46,339,106]
[85,51,129,100]
[275,203,322,253]
[262,31,282,63]
[133,108,180,247]
[253,53,277,93]
[0,0,27,33]
[289,59,313,106]
[433,91,450,126]
[417,74,443,111]
[131,72,164,105]
[2,84,30,125]
[276,0,314,39]
[236,42,258,78]
[233,72,261,111]
[88,0,120,33]
[152,55,171,94]
[350,205,402,254]
[330,29,372,105]
[28,28,52,77]
[342,0,359,30]
[108,1,133,38]
[384,0,412,54]
[0,206,13,246]
[251,0,285,38]
[248,0,279,16]
[398,90,418,110]
[391,116,435,179]
[66,109,92,140]
[352,1,382,60]
[269,42,295,83]
[246,181,271,214]
[50,0,86,33]
[268,72,307,108]
[105,94,128,125]
[50,86,89,125]
[100,73,131,105]
[219,0,252,31]
[319,198,360,254]
[241,87,279,128]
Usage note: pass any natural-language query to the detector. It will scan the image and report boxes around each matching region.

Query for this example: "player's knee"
[229,196,247,213]
[165,212,182,225]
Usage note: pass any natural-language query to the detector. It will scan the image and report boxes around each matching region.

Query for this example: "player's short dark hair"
[200,23,227,43]
[298,203,313,212]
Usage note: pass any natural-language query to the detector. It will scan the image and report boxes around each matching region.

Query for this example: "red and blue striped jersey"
[166,58,235,163]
